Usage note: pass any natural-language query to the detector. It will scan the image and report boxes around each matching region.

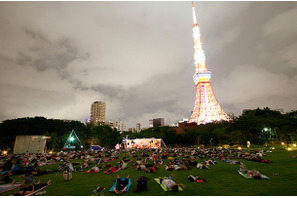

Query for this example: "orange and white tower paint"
[189,2,232,125]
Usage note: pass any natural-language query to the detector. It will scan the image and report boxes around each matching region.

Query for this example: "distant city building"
[115,120,127,132]
[153,118,165,127]
[129,128,136,133]
[105,120,126,133]
[170,118,189,127]
[149,120,153,128]
[136,123,142,132]
[175,122,198,134]
[90,101,106,125]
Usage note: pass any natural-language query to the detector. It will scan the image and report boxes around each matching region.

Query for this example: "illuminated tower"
[189,2,232,125]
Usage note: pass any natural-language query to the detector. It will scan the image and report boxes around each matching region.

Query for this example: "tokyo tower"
[189,2,232,125]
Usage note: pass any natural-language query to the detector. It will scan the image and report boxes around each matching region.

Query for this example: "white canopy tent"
[121,137,167,149]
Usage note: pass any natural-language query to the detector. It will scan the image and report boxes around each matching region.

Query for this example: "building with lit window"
[105,120,127,133]
[90,101,106,125]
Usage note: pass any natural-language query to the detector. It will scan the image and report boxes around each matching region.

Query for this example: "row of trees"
[0,117,123,152]
[0,108,296,151]
[124,108,297,146]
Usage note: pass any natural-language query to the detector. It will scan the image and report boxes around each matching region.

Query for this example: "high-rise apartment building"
[90,101,106,125]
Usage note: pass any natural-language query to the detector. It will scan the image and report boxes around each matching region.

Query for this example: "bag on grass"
[63,171,72,181]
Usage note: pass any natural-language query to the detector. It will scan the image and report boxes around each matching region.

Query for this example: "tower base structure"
[189,80,232,125]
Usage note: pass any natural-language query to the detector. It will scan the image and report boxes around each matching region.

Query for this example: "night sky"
[0,1,297,128]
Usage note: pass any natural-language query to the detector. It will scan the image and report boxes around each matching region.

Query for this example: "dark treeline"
[126,108,297,147]
[0,108,297,151]
[0,117,122,151]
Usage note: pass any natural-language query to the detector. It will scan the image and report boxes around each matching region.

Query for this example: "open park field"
[1,146,297,196]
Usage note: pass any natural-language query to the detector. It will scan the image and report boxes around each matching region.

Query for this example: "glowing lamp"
[281,142,285,145]
[287,148,292,151]
[49,151,53,154]
[264,128,268,131]
[238,147,242,150]
[271,147,275,150]
[70,137,74,141]
[3,151,7,155]
[293,144,296,147]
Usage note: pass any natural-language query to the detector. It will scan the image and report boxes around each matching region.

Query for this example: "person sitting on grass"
[158,176,184,192]
[12,179,51,196]
[113,175,130,195]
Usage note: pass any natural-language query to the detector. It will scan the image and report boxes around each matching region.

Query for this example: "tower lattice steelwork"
[189,2,232,125]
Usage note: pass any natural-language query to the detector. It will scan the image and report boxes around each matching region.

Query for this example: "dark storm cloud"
[0,1,297,128]
[17,28,89,72]
[206,1,297,79]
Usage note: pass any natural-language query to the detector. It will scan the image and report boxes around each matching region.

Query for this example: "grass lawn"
[2,147,297,196]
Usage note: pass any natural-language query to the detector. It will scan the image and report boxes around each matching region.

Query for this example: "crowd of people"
[0,146,277,195]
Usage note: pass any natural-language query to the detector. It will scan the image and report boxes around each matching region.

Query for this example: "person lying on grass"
[239,164,248,174]
[0,179,26,194]
[12,179,51,196]
[87,165,101,172]
[133,158,144,166]
[145,164,158,173]
[0,172,12,184]
[158,176,184,192]
[196,163,209,169]
[154,159,163,166]
[113,175,129,195]
[104,164,121,174]
[247,168,263,179]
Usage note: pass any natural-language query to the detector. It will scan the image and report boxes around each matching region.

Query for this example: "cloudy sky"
[0,1,297,128]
